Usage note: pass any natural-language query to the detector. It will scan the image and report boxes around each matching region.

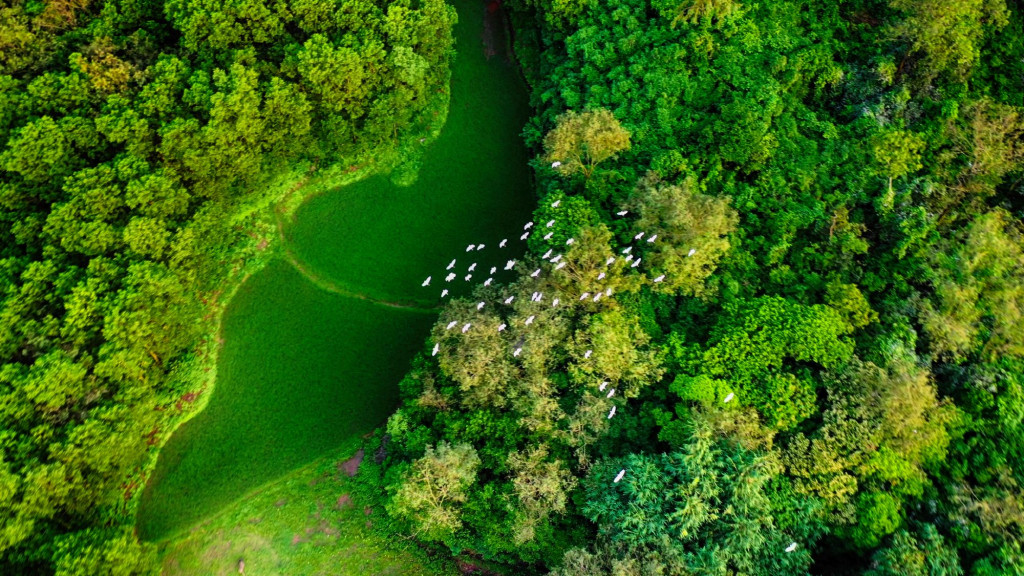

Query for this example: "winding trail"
[279,245,440,313]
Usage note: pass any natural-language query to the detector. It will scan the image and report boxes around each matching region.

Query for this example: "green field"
[157,444,458,576]
[136,0,535,552]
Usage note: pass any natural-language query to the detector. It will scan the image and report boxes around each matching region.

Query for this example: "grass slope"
[137,0,535,547]
[158,444,456,576]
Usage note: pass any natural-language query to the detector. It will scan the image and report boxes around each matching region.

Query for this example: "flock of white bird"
[418,196,796,554]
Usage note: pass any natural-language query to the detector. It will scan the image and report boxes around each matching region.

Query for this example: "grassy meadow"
[156,444,456,576]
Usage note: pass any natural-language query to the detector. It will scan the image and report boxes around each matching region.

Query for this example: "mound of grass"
[158,445,456,576]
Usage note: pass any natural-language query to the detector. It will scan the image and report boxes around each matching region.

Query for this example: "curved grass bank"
[137,0,534,543]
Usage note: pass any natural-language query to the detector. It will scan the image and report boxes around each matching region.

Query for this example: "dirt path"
[280,246,440,313]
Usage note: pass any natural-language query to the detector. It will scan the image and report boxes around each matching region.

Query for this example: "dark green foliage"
[383,0,1024,572]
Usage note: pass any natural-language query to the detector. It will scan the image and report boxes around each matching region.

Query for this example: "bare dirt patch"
[338,448,364,477]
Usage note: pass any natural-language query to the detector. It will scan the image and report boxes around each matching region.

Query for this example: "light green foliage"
[389,442,481,541]
[53,528,157,576]
[543,109,631,180]
[629,173,738,297]
[668,296,853,430]
[568,308,663,396]
[888,0,1008,80]
[920,209,1024,360]
[866,525,963,576]
[671,0,743,26]
[937,98,1024,211]
[785,358,954,534]
[508,446,578,544]
[872,128,925,196]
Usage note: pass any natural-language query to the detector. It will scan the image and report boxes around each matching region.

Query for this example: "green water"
[137,0,534,541]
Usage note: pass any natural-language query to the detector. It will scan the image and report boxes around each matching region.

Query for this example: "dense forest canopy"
[1,0,1023,574]
[373,0,1024,574]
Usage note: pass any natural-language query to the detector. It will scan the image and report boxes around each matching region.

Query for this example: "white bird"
[617,210,628,216]
[551,161,562,168]
[724,392,735,403]
[552,199,561,207]
[607,388,615,398]
[593,292,602,302]
[484,278,493,286]
[544,232,554,240]
[505,260,516,270]
[422,276,431,286]
[467,244,476,252]
[446,321,458,330]
[468,263,477,272]
[608,406,616,419]
[432,343,439,356]
[546,219,555,228]
[514,347,522,357]
[535,292,543,302]
[477,302,485,310]
[631,258,641,268]
[634,232,644,240]
[500,239,508,248]
[462,323,472,333]
[505,296,515,304]
[584,349,593,359]
[605,287,612,296]
[531,268,541,278]
[524,222,534,230]
[525,315,535,325]
[625,255,634,262]
[688,248,697,257]
[498,323,507,332]
[477,244,485,251]
[647,234,657,243]
[447,259,457,270]
[464,274,473,281]
[531,291,539,301]
[785,542,798,553]
[555,261,567,270]
[521,231,530,241]
[580,292,590,300]
[606,256,616,265]
[597,272,606,280]
[490,266,497,274]
[623,247,632,254]
[552,298,560,307]
[551,254,562,263]
[445,273,456,282]
[566,238,575,245]
[542,249,553,259]
[441,289,449,297]
[653,275,665,283]
[614,469,626,483]
[599,381,609,391]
